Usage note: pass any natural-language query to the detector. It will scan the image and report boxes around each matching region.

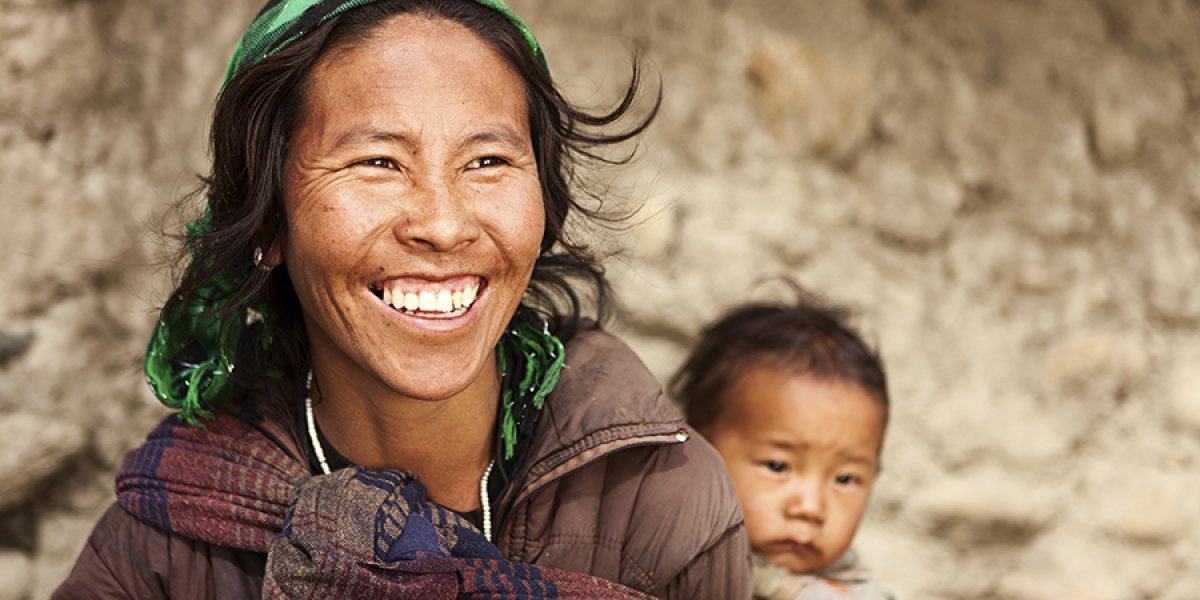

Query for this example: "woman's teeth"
[379,281,479,317]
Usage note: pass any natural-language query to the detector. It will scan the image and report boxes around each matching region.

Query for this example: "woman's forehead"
[295,16,530,151]
[312,14,496,73]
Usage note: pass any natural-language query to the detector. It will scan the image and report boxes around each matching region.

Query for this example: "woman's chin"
[367,348,498,404]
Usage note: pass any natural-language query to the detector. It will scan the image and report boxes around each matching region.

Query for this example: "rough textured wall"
[0,1,260,595]
[2,0,1197,598]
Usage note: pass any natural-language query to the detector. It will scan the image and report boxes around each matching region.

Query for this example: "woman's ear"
[258,207,288,269]
[264,238,285,268]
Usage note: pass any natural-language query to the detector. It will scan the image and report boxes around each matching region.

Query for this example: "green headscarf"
[145,0,556,436]
[223,0,547,85]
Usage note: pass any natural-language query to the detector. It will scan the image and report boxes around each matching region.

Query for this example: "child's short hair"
[670,296,889,433]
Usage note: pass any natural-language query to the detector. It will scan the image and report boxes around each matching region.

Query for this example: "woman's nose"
[393,178,482,252]
[785,482,826,524]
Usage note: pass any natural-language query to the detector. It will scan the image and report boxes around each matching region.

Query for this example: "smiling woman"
[280,16,546,429]
[53,1,750,599]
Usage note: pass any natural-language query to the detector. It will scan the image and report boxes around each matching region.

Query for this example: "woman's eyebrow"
[331,129,417,151]
[329,127,528,154]
[452,126,530,155]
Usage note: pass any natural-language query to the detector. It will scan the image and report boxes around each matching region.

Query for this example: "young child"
[671,299,893,600]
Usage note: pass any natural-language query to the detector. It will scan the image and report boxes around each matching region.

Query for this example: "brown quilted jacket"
[54,327,751,599]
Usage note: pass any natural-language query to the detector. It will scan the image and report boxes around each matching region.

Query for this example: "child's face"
[703,367,885,574]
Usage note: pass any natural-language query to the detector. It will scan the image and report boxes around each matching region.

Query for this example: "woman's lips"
[368,276,485,319]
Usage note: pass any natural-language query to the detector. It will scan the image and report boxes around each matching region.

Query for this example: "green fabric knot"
[497,318,565,460]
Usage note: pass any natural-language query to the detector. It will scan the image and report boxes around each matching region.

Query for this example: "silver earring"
[253,246,272,272]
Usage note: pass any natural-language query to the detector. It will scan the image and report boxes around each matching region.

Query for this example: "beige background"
[2,0,1198,598]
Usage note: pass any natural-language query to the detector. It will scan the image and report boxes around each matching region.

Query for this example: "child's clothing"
[752,549,894,600]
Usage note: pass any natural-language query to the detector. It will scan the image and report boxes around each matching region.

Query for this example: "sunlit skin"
[268,15,544,511]
[701,367,886,574]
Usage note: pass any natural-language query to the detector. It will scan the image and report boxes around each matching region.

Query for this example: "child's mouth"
[768,539,821,558]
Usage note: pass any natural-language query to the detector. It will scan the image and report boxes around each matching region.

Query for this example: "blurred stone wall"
[1,0,1197,598]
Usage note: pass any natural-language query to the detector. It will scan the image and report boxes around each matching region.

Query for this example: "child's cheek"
[738,490,778,547]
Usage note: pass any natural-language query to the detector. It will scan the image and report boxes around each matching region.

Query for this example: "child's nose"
[784,482,826,523]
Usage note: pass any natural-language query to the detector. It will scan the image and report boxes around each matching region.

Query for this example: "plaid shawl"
[117,413,648,598]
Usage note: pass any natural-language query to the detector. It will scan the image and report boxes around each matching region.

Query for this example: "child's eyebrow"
[837,450,878,467]
[764,439,803,451]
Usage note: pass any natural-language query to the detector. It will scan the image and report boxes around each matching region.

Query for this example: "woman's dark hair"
[166,0,659,420]
[670,295,890,435]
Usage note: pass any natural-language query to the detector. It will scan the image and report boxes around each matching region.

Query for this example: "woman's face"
[278,14,544,403]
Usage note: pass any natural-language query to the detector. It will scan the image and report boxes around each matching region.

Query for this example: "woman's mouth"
[368,277,483,319]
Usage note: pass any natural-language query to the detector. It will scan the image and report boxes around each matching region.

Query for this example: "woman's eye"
[357,158,397,169]
[466,156,507,170]
[763,460,788,474]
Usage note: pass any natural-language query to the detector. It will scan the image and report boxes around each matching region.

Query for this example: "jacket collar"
[499,326,689,515]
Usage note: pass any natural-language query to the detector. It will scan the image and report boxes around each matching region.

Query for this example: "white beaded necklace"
[303,372,498,541]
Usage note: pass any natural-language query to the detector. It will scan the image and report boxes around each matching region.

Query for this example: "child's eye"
[763,460,788,474]
[834,473,861,486]
[356,157,398,170]
[466,156,508,170]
